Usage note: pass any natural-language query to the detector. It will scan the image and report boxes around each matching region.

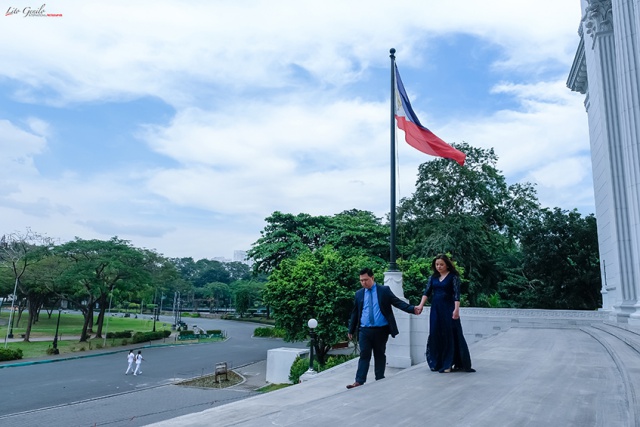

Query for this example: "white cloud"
[0,120,48,185]
[0,1,592,258]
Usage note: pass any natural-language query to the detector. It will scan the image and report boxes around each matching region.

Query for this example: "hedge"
[131,330,171,343]
[0,348,23,362]
[106,330,133,339]
[253,327,286,338]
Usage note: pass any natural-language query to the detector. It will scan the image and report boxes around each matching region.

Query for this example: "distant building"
[567,0,640,325]
[233,250,252,266]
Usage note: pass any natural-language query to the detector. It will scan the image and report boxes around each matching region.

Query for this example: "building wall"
[568,0,640,324]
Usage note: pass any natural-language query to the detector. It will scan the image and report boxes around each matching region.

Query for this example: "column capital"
[583,0,613,41]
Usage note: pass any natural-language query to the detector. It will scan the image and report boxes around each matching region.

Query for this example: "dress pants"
[355,325,390,384]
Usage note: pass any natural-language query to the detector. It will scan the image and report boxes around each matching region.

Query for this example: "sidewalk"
[4,325,639,426]
[146,326,635,427]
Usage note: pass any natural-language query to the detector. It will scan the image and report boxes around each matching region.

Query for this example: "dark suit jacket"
[348,284,414,338]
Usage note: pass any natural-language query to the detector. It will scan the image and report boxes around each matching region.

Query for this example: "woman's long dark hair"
[431,254,459,277]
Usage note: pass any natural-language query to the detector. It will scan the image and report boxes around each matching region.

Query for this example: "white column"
[384,270,413,368]
[612,0,640,323]
[584,0,637,322]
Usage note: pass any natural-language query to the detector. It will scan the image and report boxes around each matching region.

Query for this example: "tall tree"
[231,279,264,316]
[0,229,55,342]
[397,143,540,304]
[204,282,231,311]
[248,209,389,275]
[512,208,601,309]
[192,259,230,287]
[53,237,151,341]
[263,246,377,364]
[15,252,61,341]
[247,212,333,274]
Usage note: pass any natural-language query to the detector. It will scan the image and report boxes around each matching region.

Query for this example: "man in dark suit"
[346,267,422,389]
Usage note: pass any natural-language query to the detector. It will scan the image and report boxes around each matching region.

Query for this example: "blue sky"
[1,1,591,260]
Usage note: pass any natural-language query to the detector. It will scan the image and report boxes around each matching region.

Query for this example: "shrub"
[107,331,132,339]
[131,331,167,343]
[0,348,23,361]
[323,354,356,369]
[181,312,200,318]
[289,356,316,384]
[253,327,286,338]
[288,354,357,384]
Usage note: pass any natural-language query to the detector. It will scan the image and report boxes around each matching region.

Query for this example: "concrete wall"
[406,307,610,365]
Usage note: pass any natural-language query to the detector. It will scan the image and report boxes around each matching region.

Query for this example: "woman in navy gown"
[417,254,475,373]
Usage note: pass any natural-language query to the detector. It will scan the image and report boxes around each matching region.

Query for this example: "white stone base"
[384,270,413,368]
[266,347,309,384]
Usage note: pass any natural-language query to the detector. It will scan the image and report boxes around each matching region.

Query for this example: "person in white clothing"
[133,351,144,376]
[125,350,135,375]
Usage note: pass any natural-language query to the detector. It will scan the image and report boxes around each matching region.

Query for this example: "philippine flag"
[394,65,466,166]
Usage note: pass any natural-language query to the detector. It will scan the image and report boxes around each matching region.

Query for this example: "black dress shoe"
[346,382,362,389]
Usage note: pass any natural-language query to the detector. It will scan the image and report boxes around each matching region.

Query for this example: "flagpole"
[389,48,398,271]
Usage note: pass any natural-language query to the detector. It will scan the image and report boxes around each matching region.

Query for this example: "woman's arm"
[453,301,460,319]
[452,275,461,319]
[417,295,428,309]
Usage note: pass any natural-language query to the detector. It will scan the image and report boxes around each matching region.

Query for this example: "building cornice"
[567,36,588,94]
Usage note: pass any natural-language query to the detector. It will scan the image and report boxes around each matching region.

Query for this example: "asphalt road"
[0,316,304,420]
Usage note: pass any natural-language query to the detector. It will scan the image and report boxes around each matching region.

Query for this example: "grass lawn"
[0,311,177,359]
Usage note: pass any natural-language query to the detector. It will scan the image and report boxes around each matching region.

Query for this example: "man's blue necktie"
[368,289,375,326]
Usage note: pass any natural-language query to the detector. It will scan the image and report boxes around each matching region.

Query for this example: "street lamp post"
[307,318,318,373]
[153,307,157,332]
[8,309,16,339]
[52,308,62,355]
[5,277,19,342]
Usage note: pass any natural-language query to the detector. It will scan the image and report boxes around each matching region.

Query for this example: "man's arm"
[384,287,415,314]
[347,291,361,339]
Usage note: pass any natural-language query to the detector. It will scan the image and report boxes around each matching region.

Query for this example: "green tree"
[205,282,231,311]
[192,259,230,287]
[225,261,251,282]
[397,143,540,304]
[263,246,375,364]
[53,237,151,341]
[511,208,601,309]
[231,280,263,316]
[16,252,61,341]
[247,212,333,274]
[0,229,55,341]
[248,209,389,275]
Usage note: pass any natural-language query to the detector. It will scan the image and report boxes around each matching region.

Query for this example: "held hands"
[414,306,423,315]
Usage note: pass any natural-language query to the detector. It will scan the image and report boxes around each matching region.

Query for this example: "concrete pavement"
[3,322,640,426]
[147,325,640,427]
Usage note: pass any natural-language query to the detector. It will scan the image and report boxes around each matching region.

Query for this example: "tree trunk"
[79,297,95,342]
[94,294,107,338]
[80,309,91,342]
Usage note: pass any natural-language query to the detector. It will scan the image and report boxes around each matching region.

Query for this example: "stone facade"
[567,0,640,325]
